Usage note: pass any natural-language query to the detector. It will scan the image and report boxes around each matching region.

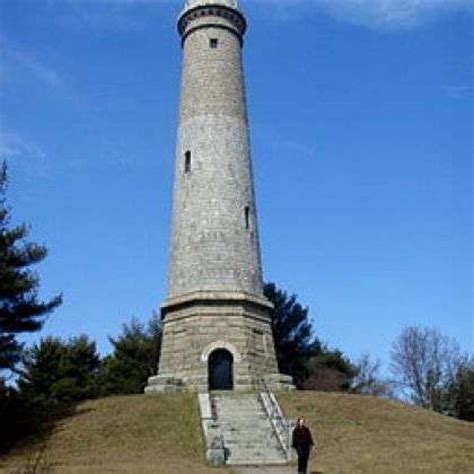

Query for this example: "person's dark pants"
[295,445,310,474]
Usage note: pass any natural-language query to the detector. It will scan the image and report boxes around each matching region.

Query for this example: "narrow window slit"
[184,150,191,174]
[244,206,250,229]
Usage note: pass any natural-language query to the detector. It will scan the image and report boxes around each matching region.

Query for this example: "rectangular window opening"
[184,150,191,174]
[244,206,250,229]
[210,38,218,49]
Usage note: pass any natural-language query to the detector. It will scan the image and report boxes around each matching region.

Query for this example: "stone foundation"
[145,291,294,393]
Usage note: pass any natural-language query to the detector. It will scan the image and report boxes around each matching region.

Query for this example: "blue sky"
[1,0,472,370]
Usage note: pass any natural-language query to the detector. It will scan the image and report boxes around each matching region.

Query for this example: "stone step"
[224,438,281,444]
[226,448,286,458]
[224,439,283,452]
[222,431,276,437]
[225,443,281,448]
[223,432,279,437]
[221,428,275,435]
[220,426,274,435]
[219,409,264,412]
[227,460,288,466]
[220,419,268,424]
[218,412,267,417]
[217,400,262,404]
[220,417,267,422]
[227,457,287,464]
[221,424,272,429]
[217,404,264,408]
[214,402,262,407]
[223,437,281,445]
[203,392,290,467]
[217,406,265,409]
[224,435,277,443]
[227,451,286,464]
[226,454,288,465]
[217,406,264,412]
[216,402,264,406]
[220,421,274,427]
[219,412,265,416]
[217,404,262,408]
[223,435,278,441]
[216,407,265,413]
[216,400,262,403]
[223,436,279,441]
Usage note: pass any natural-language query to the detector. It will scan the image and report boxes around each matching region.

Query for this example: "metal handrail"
[257,378,293,460]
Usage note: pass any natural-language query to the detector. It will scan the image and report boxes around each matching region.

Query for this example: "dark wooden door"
[208,349,233,391]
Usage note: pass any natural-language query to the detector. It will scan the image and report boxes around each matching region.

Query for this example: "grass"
[278,391,474,474]
[1,392,472,473]
[0,394,230,474]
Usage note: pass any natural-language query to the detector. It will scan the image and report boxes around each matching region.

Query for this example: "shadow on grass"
[6,441,54,474]
[0,397,94,460]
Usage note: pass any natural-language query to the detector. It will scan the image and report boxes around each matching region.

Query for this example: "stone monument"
[145,0,293,393]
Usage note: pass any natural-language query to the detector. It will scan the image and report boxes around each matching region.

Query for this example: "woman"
[292,416,314,474]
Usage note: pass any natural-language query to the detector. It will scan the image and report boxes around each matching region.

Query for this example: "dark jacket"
[292,425,314,448]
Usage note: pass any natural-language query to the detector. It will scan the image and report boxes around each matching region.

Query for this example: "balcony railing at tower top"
[185,0,238,10]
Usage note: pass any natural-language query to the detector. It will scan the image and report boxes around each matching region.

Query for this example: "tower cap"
[184,0,239,10]
[178,0,246,39]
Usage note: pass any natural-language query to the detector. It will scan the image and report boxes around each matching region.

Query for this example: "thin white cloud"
[0,130,51,180]
[65,0,165,3]
[0,36,63,87]
[61,0,474,31]
[47,0,163,32]
[0,131,45,161]
[446,85,472,100]
[255,0,474,30]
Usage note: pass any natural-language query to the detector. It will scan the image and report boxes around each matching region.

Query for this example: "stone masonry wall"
[145,3,292,393]
[168,11,263,298]
[158,301,279,391]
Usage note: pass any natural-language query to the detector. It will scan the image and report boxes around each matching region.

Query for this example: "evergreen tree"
[265,282,356,389]
[301,348,357,391]
[0,163,62,374]
[98,316,161,395]
[264,282,317,370]
[264,282,319,385]
[0,377,40,453]
[449,361,474,422]
[18,335,100,403]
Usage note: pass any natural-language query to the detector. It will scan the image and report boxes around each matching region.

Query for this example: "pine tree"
[98,316,162,395]
[265,282,356,389]
[453,363,474,421]
[264,282,322,386]
[18,335,100,403]
[0,162,62,374]
[264,282,317,373]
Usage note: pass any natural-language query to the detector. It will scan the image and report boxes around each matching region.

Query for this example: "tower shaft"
[169,3,262,298]
[146,1,293,393]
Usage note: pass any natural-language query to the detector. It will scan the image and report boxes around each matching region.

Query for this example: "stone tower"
[146,0,293,393]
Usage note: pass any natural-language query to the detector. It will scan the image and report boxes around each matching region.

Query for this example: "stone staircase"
[199,392,290,466]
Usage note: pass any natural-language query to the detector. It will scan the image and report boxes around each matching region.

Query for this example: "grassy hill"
[1,392,472,473]
[279,392,473,473]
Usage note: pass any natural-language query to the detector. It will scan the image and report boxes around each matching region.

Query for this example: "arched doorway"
[208,349,233,391]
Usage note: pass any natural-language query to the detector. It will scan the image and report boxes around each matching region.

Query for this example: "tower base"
[144,291,295,394]
[145,372,294,394]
